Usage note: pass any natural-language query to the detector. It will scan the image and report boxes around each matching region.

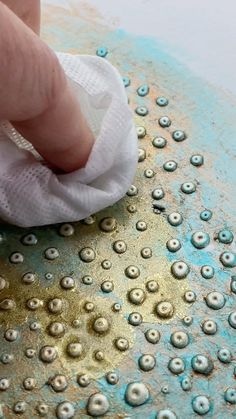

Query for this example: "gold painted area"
[0,194,189,382]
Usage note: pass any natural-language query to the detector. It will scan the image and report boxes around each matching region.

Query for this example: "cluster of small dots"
[0,49,235,419]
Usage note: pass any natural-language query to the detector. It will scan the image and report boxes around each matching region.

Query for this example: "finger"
[0,0,41,33]
[0,3,94,172]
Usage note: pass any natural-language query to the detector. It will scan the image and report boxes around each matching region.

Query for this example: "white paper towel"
[0,53,138,227]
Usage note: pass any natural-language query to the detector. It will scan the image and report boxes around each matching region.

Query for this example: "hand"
[0,0,94,172]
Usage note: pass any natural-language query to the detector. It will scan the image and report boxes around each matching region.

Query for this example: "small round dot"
[59,223,75,237]
[220,252,236,268]
[200,209,212,221]
[191,354,214,375]
[14,401,26,414]
[159,116,171,127]
[67,342,82,358]
[224,388,236,404]
[167,212,183,226]
[21,233,38,245]
[218,229,234,244]
[0,378,10,391]
[125,265,140,279]
[156,301,174,319]
[79,247,96,263]
[25,348,36,358]
[181,376,192,391]
[136,126,146,138]
[45,272,53,280]
[171,261,190,279]
[4,329,18,342]
[48,322,65,337]
[163,160,178,172]
[56,401,75,419]
[23,377,36,391]
[125,382,149,406]
[152,188,165,200]
[181,182,196,194]
[40,346,57,363]
[113,240,127,254]
[141,247,152,259]
[156,96,168,107]
[156,410,176,419]
[144,169,155,178]
[115,337,129,351]
[138,148,146,162]
[106,371,119,385]
[36,403,49,416]
[101,259,112,270]
[26,297,43,311]
[168,357,185,374]
[217,348,232,363]
[191,231,210,249]
[0,276,7,290]
[93,317,110,334]
[166,239,181,252]
[137,84,149,96]
[96,46,108,57]
[94,350,104,361]
[84,302,94,312]
[205,291,225,310]
[182,316,193,326]
[9,252,24,264]
[100,216,118,232]
[82,275,93,285]
[87,393,109,417]
[136,220,147,231]
[135,106,148,116]
[29,321,41,331]
[22,272,36,284]
[170,331,189,349]
[1,353,14,364]
[128,312,143,326]
[46,299,60,318]
[190,154,204,167]
[145,329,160,344]
[146,280,159,293]
[201,265,214,279]
[152,136,167,148]
[139,354,156,371]
[172,130,186,142]
[44,247,59,260]
[231,277,236,294]
[112,303,122,312]
[49,375,68,392]
[184,291,196,303]
[0,298,16,311]
[101,280,114,293]
[126,185,138,197]
[77,374,91,387]
[161,386,169,394]
[127,204,137,213]
[60,276,75,290]
[128,288,145,305]
[201,319,217,335]
[83,216,95,225]
[192,395,210,415]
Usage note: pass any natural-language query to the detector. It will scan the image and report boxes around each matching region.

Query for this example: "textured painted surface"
[0,3,236,418]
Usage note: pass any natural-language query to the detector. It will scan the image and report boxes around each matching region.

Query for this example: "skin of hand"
[0,0,94,172]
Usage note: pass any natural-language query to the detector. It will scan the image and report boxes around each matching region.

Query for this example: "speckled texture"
[0,3,236,418]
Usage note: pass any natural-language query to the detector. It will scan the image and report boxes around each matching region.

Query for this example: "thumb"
[0,3,94,172]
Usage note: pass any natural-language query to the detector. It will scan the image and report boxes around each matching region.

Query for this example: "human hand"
[0,0,94,172]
